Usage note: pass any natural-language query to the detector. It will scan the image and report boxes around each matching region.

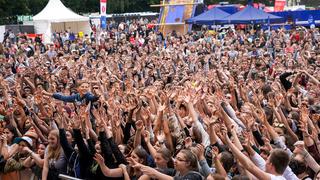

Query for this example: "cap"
[14,136,33,148]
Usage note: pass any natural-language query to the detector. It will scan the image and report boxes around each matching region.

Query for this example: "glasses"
[174,157,187,162]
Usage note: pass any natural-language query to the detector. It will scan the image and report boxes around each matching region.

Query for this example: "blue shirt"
[52,92,99,105]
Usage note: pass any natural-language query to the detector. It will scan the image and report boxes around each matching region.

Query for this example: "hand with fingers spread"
[158,103,166,112]
[94,153,105,166]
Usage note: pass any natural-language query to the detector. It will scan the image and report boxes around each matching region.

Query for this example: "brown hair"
[133,146,148,165]
[180,149,199,172]
[269,149,290,174]
[157,147,174,168]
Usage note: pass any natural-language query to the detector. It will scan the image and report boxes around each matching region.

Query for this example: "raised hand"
[184,137,193,148]
[158,103,166,112]
[135,120,144,131]
[143,130,151,144]
[126,157,138,167]
[211,146,219,160]
[300,105,309,124]
[93,153,105,165]
[195,144,205,160]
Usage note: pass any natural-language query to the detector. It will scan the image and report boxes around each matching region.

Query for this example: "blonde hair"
[47,129,62,160]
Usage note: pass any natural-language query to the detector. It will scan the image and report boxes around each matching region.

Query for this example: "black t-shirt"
[158,167,176,177]
[174,171,203,180]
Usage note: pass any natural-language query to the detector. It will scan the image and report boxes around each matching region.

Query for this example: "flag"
[308,15,315,28]
[274,0,286,12]
[100,0,107,29]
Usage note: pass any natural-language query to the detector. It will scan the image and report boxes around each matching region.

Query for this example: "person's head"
[218,151,234,173]
[76,81,89,96]
[266,149,290,175]
[95,141,101,154]
[289,156,307,176]
[37,143,46,158]
[174,149,198,174]
[178,104,187,118]
[131,146,148,165]
[4,124,19,144]
[48,129,59,149]
[154,147,173,169]
[65,130,73,145]
[47,130,62,161]
[16,136,33,154]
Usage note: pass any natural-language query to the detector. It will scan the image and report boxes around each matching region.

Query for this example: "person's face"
[24,119,32,129]
[131,152,143,164]
[18,141,28,153]
[4,128,14,142]
[178,107,187,118]
[24,87,31,95]
[77,82,89,95]
[66,131,73,145]
[48,133,58,148]
[37,144,46,156]
[174,152,188,172]
[154,152,168,168]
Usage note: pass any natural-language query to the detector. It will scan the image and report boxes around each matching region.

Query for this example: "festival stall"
[185,8,230,25]
[33,0,90,44]
[216,5,284,24]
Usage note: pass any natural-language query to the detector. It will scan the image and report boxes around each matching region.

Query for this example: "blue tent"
[186,8,230,25]
[217,5,284,24]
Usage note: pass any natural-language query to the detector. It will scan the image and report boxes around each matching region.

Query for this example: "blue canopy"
[186,8,230,25]
[217,5,284,24]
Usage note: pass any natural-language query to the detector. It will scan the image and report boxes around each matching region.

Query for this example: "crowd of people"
[0,17,320,180]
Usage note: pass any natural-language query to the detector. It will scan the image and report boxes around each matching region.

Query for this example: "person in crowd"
[0,16,320,180]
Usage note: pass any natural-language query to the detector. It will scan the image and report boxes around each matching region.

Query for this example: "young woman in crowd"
[0,17,320,180]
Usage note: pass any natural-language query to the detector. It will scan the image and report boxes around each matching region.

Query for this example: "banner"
[100,0,107,29]
[274,0,286,12]
[308,15,315,29]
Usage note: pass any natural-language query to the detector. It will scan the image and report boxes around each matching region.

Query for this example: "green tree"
[28,0,48,15]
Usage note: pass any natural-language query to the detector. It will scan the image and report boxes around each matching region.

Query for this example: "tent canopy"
[33,0,89,22]
[33,0,90,44]
[217,5,284,24]
[186,8,230,25]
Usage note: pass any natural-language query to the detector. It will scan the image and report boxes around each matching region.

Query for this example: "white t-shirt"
[270,174,286,180]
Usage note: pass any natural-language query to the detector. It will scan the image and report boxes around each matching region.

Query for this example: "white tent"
[33,0,91,44]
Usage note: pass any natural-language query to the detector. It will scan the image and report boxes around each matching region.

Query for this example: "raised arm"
[224,133,270,180]
[94,153,124,178]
